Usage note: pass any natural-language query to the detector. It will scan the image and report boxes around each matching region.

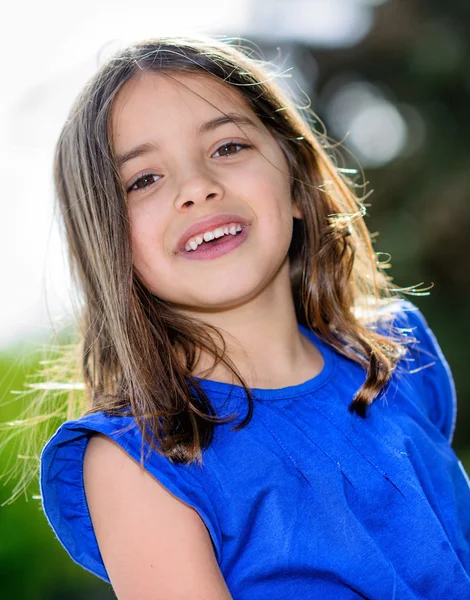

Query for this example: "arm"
[83,433,233,600]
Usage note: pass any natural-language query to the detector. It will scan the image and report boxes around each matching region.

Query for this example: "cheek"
[240,158,291,204]
[130,216,151,258]
[254,174,293,223]
[128,204,165,268]
[129,222,169,297]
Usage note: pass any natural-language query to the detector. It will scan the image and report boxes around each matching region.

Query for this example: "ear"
[292,196,303,220]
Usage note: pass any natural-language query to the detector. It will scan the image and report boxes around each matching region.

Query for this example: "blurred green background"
[1,0,469,598]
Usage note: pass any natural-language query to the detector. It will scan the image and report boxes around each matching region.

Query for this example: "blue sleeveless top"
[40,301,470,598]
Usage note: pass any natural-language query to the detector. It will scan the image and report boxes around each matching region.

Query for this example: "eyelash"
[126,141,252,193]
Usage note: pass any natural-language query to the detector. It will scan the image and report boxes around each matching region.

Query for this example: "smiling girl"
[38,37,470,599]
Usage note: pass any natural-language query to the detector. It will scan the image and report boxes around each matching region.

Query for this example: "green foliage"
[0,349,115,599]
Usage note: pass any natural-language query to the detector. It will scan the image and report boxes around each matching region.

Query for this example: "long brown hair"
[8,36,430,484]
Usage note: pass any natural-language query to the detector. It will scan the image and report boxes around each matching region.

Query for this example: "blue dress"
[40,301,470,598]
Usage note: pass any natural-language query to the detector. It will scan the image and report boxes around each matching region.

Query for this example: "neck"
[181,259,324,389]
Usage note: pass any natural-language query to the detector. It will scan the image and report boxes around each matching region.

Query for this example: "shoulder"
[377,300,457,443]
[40,411,223,586]
[82,432,231,599]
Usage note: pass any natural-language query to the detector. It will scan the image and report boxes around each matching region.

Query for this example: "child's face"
[111,71,302,312]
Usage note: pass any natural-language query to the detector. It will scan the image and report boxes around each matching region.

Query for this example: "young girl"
[38,35,470,599]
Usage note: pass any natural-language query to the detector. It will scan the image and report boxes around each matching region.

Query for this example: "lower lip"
[178,227,250,261]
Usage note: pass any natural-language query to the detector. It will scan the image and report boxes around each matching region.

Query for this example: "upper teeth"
[184,223,243,252]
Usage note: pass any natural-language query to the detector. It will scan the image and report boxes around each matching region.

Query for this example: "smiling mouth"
[179,225,249,261]
[183,225,244,253]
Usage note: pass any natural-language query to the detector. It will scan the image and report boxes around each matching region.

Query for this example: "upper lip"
[175,213,251,253]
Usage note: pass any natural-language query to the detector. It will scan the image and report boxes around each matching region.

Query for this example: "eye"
[127,173,160,193]
[212,141,252,158]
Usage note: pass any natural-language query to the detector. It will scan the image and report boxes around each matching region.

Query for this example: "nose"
[174,169,224,210]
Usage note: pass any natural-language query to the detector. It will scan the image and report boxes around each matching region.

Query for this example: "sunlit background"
[1,0,403,348]
[1,0,469,597]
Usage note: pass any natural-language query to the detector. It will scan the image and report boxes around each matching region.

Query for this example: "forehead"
[110,71,260,144]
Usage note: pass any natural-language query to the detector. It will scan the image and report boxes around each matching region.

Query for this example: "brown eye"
[213,142,251,158]
[127,173,160,193]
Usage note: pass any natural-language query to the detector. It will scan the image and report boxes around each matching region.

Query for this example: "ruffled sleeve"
[384,300,457,443]
[39,412,222,583]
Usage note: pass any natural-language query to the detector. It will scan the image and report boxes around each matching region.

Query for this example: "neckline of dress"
[192,323,338,400]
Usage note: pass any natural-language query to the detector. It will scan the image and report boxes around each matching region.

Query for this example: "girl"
[38,36,470,599]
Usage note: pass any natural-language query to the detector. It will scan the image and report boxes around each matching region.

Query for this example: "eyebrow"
[115,112,260,169]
